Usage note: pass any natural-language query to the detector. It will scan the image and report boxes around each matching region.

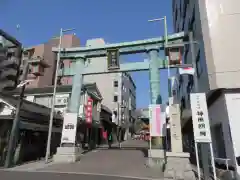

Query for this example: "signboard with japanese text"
[85,98,93,123]
[107,48,120,70]
[190,93,212,143]
[61,112,78,144]
[149,104,166,137]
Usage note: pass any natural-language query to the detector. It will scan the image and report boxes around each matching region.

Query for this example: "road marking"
[3,169,165,180]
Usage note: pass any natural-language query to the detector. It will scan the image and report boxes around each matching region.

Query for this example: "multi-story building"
[172,0,240,174]
[84,39,136,129]
[58,38,137,131]
[22,34,80,88]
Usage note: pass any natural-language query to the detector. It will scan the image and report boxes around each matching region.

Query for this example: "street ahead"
[0,140,166,180]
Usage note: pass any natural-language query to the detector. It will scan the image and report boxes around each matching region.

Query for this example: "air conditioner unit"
[55,97,69,106]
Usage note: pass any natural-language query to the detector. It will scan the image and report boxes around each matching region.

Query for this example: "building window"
[189,12,195,32]
[113,95,118,102]
[60,61,64,69]
[114,80,118,87]
[196,51,203,77]
[28,67,32,74]
[213,124,226,158]
[57,77,62,85]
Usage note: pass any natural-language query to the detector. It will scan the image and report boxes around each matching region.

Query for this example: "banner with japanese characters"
[61,112,78,144]
[190,93,212,143]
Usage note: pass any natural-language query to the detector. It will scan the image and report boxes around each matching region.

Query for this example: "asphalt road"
[1,140,166,180]
[0,171,162,180]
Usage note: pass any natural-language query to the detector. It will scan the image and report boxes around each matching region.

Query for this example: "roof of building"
[101,104,112,114]
[6,83,103,101]
[0,93,62,124]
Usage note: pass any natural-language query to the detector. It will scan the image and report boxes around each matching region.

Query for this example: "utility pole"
[0,29,26,168]
[45,28,75,163]
[5,62,29,168]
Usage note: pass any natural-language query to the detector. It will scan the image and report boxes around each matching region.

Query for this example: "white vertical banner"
[190,93,217,180]
[190,93,211,143]
[149,104,166,137]
[61,112,78,144]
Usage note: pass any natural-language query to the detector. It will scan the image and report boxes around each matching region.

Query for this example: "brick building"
[22,34,80,88]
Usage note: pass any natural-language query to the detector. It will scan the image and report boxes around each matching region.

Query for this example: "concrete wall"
[225,93,240,176]
[198,0,240,89]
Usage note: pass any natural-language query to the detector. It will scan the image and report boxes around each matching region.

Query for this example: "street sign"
[85,97,93,123]
[190,93,212,143]
[107,48,120,70]
[149,104,166,137]
[61,112,78,144]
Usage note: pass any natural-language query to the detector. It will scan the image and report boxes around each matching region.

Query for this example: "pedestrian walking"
[108,131,113,149]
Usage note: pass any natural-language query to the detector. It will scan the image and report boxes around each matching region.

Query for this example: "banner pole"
[195,142,201,180]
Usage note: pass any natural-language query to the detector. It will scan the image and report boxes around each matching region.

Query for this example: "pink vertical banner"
[149,104,166,137]
[155,106,161,135]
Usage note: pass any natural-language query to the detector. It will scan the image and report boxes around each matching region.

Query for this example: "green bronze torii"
[52,31,191,165]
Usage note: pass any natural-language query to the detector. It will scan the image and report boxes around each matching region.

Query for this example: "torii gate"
[52,31,191,166]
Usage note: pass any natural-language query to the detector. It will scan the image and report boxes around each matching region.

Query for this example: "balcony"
[28,56,49,68]
[21,56,50,77]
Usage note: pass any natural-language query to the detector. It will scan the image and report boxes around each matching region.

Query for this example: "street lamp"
[147,16,168,163]
[17,79,34,88]
[148,16,170,90]
[45,28,75,163]
[148,16,168,45]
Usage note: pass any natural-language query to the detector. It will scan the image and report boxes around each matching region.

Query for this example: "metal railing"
[214,157,231,171]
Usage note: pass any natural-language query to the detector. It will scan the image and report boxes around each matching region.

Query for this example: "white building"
[172,0,240,176]
[83,38,136,129]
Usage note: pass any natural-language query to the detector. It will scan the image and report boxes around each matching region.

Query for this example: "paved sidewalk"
[37,140,165,179]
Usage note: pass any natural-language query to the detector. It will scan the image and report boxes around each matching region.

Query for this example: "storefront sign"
[85,98,93,123]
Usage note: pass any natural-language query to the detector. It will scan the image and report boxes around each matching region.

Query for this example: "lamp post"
[45,28,75,163]
[148,16,169,94]
[147,16,168,158]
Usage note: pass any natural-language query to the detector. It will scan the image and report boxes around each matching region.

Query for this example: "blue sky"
[1,0,175,108]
